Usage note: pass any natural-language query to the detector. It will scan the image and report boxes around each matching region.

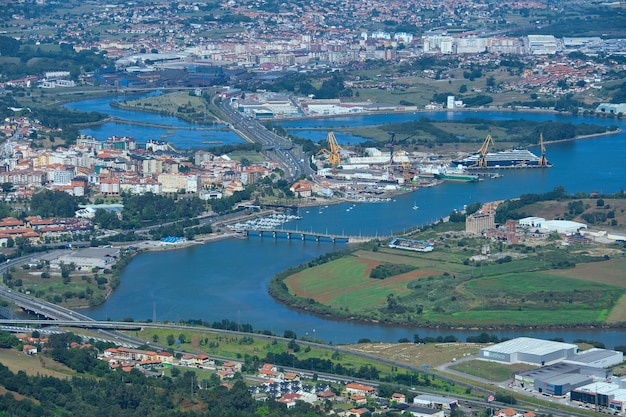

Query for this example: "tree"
[30,189,78,217]
[93,209,121,229]
[0,331,19,348]
[0,36,19,56]
[1,182,14,195]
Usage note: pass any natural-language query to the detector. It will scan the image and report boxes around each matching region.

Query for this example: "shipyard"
[311,131,553,198]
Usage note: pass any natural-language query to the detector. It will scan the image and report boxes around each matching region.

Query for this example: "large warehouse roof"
[482,337,578,356]
[541,220,587,234]
[571,348,621,364]
[518,362,581,380]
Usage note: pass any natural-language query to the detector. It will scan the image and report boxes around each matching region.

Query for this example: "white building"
[595,103,626,115]
[395,32,414,44]
[455,37,487,54]
[527,35,559,55]
[564,348,624,369]
[52,169,74,185]
[479,337,578,365]
[158,173,199,193]
[519,217,587,235]
[447,96,464,109]
[423,35,455,54]
[413,395,458,410]
[518,216,545,228]
[541,220,587,235]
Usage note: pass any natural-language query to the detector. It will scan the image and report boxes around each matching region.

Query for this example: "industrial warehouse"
[479,337,625,408]
[478,337,580,366]
[570,379,626,413]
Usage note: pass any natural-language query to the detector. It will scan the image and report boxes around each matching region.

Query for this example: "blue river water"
[64,95,245,149]
[69,96,626,346]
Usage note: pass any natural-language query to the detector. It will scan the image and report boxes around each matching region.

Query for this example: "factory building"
[478,337,578,366]
[564,348,624,369]
[518,217,587,235]
[595,103,626,115]
[571,380,626,412]
[514,348,623,397]
[515,362,595,396]
[465,212,495,234]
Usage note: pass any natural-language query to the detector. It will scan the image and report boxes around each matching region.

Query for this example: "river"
[67,97,626,347]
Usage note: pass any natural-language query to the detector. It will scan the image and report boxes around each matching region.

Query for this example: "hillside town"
[0,127,275,199]
[1,0,626,206]
[13,330,626,416]
[2,0,626,109]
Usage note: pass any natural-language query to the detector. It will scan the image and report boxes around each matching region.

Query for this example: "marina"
[226,213,302,231]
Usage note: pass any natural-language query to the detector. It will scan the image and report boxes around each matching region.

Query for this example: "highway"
[216,97,314,181]
[0,256,144,346]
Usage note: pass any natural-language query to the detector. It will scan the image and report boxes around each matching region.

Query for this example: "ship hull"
[434,173,479,182]
[452,149,551,169]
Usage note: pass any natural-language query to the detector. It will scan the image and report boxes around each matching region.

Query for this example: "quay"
[238,228,389,244]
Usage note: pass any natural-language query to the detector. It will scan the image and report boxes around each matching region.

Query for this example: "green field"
[286,254,442,310]
[449,360,536,382]
[277,231,626,328]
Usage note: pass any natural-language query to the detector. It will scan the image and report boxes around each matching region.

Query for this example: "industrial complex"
[479,337,626,412]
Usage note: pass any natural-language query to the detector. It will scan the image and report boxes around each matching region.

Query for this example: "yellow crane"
[538,132,550,166]
[402,161,413,183]
[472,134,495,168]
[317,131,343,171]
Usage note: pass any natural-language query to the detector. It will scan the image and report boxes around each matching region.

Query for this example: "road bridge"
[238,228,390,244]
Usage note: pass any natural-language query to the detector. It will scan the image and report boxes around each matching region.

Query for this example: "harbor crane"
[471,134,495,168]
[538,132,550,167]
[317,131,343,172]
[386,131,418,163]
[386,132,397,163]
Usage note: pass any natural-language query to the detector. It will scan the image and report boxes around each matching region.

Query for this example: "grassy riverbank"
[269,219,626,329]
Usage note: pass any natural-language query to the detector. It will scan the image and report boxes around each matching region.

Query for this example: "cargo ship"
[453,133,552,169]
[433,165,479,182]
[452,149,548,168]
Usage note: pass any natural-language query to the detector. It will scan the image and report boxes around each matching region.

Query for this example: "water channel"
[66,96,626,347]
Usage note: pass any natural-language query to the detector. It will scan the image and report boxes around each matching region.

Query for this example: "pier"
[238,228,389,244]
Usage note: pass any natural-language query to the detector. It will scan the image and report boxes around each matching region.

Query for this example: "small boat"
[412,203,419,210]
